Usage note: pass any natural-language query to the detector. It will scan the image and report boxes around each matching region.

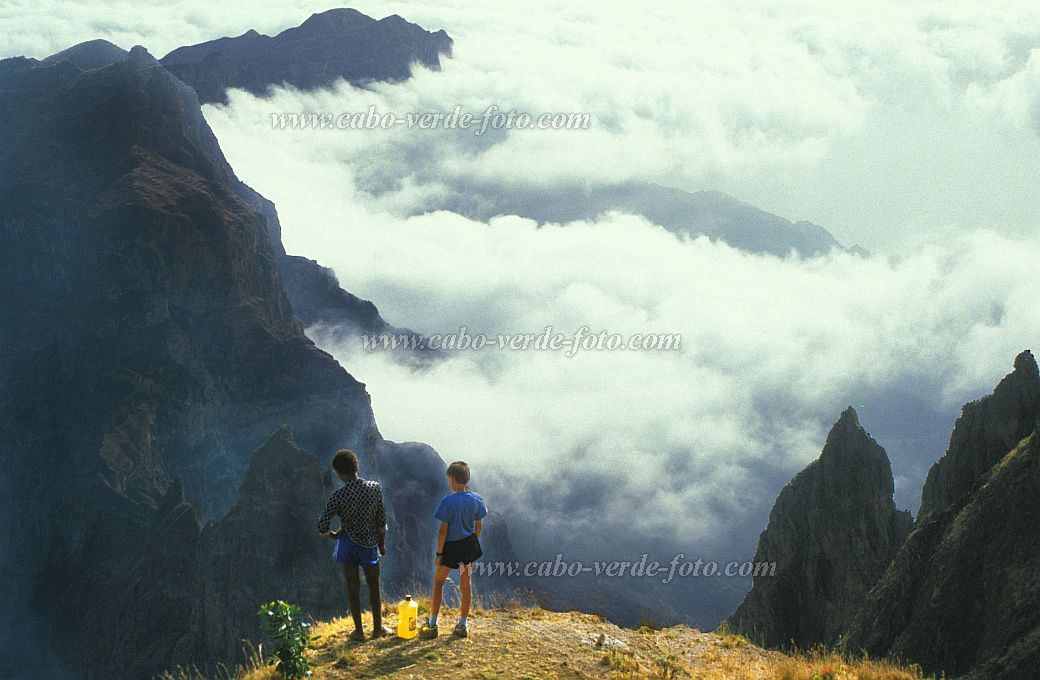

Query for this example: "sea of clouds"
[5,0,1039,621]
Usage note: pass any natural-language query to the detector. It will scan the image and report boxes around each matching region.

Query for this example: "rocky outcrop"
[0,48,499,679]
[196,427,351,666]
[917,350,1039,520]
[726,351,1040,678]
[160,8,453,104]
[727,408,912,648]
[846,431,1040,679]
[845,351,1040,678]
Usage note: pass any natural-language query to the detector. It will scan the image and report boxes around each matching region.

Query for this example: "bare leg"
[458,562,473,617]
[430,565,452,619]
[342,563,364,636]
[361,562,385,635]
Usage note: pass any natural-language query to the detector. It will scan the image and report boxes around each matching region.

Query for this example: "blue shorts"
[332,533,380,566]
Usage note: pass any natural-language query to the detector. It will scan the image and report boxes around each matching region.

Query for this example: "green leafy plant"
[257,601,315,679]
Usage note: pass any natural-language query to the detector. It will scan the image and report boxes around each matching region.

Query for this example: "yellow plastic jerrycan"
[397,595,419,639]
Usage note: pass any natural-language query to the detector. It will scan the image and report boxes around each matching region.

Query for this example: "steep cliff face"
[34,37,435,362]
[917,350,1040,520]
[250,200,437,364]
[846,351,1040,678]
[160,8,453,104]
[0,44,372,513]
[0,48,478,678]
[727,408,912,648]
[915,430,1040,679]
[196,427,347,666]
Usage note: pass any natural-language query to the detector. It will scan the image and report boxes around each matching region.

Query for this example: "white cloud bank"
[294,210,1040,563]
[194,1,1040,594]
[5,0,1040,618]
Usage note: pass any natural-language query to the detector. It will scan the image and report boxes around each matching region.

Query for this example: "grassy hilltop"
[167,600,931,680]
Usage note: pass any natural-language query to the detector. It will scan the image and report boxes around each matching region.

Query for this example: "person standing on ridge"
[421,460,488,639]
[317,449,392,641]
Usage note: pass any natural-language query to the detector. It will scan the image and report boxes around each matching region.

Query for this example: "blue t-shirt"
[435,491,488,542]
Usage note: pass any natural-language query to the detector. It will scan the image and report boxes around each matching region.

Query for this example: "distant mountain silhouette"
[419,181,850,258]
[160,8,453,103]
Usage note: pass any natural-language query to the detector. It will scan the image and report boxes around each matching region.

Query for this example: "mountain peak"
[727,407,910,647]
[1013,348,1037,374]
[297,7,378,35]
[818,405,887,470]
[310,7,369,19]
[42,38,128,70]
[160,8,452,103]
[127,44,157,66]
[847,393,1040,678]
[836,405,860,428]
[919,349,1040,519]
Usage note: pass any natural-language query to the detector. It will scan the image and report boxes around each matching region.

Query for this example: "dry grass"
[601,648,640,673]
[174,599,931,680]
[762,648,928,680]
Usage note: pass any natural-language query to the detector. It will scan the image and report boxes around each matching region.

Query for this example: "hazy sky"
[5,1,1040,617]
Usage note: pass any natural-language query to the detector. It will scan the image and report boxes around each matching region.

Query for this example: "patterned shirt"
[317,478,387,548]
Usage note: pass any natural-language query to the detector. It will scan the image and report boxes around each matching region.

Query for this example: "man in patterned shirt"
[317,449,391,641]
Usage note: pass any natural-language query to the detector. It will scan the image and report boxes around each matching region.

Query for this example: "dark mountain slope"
[160,8,453,104]
[36,37,434,360]
[0,48,475,678]
[727,408,912,647]
[917,349,1040,520]
[845,351,1040,679]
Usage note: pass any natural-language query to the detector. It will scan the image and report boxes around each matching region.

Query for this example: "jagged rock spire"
[726,407,911,648]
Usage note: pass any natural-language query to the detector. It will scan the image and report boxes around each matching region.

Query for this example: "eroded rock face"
[846,352,1040,679]
[727,407,912,648]
[0,50,498,679]
[196,426,345,666]
[726,352,1040,678]
[160,8,453,104]
[846,432,1040,679]
[34,30,446,360]
[917,350,1039,520]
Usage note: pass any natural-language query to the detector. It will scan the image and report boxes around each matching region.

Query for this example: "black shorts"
[441,533,482,569]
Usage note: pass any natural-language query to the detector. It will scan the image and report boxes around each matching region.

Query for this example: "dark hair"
[446,460,470,485]
[332,449,359,477]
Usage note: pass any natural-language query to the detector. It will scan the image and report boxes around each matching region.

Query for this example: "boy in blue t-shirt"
[421,460,487,638]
